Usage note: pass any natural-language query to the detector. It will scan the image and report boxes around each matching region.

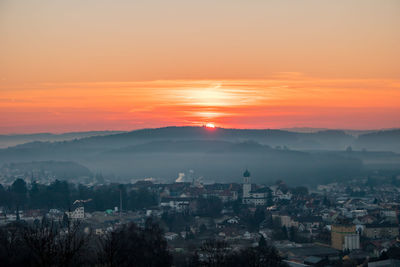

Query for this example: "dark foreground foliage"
[0,218,286,267]
[185,238,287,267]
[0,218,172,267]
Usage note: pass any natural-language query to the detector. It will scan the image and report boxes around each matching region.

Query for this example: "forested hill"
[0,127,398,185]
[355,129,400,152]
[0,131,125,148]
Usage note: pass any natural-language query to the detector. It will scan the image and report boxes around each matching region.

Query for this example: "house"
[272,214,298,228]
[363,223,399,239]
[164,232,179,241]
[95,228,105,235]
[218,190,238,203]
[295,216,323,232]
[360,215,376,225]
[160,197,191,212]
[351,209,368,218]
[364,240,398,258]
[227,216,240,224]
[66,206,85,220]
[380,210,397,218]
[273,189,292,201]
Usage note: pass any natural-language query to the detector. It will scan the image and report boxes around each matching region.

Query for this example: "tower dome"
[243,169,250,178]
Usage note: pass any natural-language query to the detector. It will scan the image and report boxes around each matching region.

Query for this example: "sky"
[0,0,399,133]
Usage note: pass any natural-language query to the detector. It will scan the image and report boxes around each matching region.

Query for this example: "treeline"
[187,238,287,267]
[0,179,158,212]
[0,218,171,267]
[0,218,287,267]
[1,161,92,179]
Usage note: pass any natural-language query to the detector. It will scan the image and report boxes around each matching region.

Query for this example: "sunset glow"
[1,0,399,133]
[1,76,399,133]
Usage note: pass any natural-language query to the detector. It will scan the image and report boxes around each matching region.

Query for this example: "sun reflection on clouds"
[174,83,252,108]
[0,75,400,133]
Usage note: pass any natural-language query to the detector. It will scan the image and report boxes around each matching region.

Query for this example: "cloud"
[0,75,399,133]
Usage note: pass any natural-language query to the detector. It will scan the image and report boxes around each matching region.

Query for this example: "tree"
[128,187,158,210]
[0,222,32,266]
[253,208,266,229]
[292,186,308,197]
[0,184,8,208]
[200,239,229,267]
[98,218,172,267]
[196,197,223,217]
[46,180,70,209]
[10,179,27,208]
[224,243,287,267]
[387,246,400,260]
[266,191,274,206]
[289,226,298,242]
[22,219,89,267]
[273,226,288,240]
[241,207,266,231]
[11,179,27,195]
[258,235,267,248]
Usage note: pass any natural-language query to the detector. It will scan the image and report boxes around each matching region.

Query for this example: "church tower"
[242,169,251,199]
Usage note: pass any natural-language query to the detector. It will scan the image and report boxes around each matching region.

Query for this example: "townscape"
[2,0,400,266]
[1,169,400,266]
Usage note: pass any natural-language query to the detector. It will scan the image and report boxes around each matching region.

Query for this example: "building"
[242,169,251,200]
[160,197,190,212]
[242,170,269,206]
[331,224,357,250]
[280,244,340,263]
[344,234,360,251]
[218,189,238,202]
[66,206,85,220]
[363,223,399,239]
[273,214,295,228]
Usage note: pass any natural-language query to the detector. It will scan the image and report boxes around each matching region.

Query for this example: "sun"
[205,123,215,128]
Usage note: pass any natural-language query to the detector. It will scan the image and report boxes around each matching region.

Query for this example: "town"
[1,169,400,266]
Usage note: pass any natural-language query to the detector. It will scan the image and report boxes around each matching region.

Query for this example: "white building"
[164,232,179,241]
[272,188,292,201]
[242,169,252,199]
[344,234,360,251]
[160,198,190,212]
[66,206,85,219]
[242,170,269,206]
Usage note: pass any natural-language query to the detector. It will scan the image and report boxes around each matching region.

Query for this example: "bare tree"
[22,218,89,267]
[200,239,229,267]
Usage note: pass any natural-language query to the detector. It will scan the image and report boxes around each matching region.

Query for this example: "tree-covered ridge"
[0,179,158,212]
[1,161,92,179]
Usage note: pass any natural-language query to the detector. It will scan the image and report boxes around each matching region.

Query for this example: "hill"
[0,131,125,148]
[0,126,399,185]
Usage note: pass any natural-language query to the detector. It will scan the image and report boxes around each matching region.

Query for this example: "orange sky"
[0,0,399,133]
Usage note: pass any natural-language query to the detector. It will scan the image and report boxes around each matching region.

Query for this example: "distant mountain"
[281,127,331,133]
[45,126,355,150]
[0,131,125,148]
[355,129,400,152]
[0,126,398,184]
[282,127,396,137]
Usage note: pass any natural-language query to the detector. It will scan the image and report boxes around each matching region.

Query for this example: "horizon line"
[1,125,399,136]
